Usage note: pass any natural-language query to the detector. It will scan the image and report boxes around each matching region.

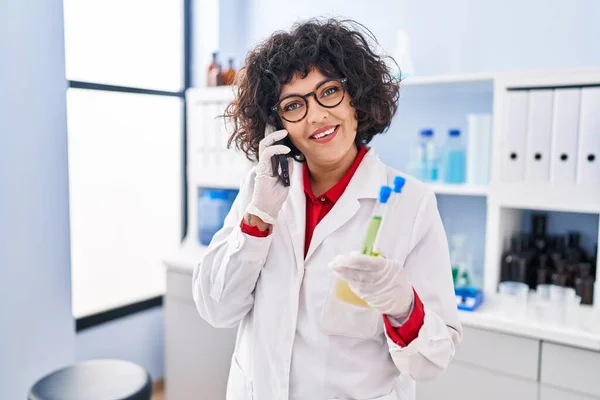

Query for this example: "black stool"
[28,359,152,400]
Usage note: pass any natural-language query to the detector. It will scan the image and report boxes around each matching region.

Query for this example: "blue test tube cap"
[393,176,406,193]
[419,129,434,137]
[449,129,461,137]
[379,185,392,204]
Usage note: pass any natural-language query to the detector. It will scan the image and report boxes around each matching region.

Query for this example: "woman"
[193,18,462,400]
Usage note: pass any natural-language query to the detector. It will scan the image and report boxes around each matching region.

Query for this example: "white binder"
[550,89,581,184]
[503,91,529,181]
[576,87,600,185]
[525,90,554,182]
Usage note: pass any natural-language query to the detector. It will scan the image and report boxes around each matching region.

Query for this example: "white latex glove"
[245,126,293,225]
[329,252,414,318]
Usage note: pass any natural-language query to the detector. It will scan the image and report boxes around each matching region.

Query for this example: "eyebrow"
[279,78,331,101]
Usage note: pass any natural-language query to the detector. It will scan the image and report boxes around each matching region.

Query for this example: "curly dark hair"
[225,17,400,162]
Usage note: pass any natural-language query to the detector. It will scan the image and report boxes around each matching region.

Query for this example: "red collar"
[303,146,368,203]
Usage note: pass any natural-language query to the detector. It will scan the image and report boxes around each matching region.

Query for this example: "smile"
[310,125,339,141]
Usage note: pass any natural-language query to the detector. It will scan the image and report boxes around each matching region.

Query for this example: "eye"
[321,85,339,97]
[283,101,304,112]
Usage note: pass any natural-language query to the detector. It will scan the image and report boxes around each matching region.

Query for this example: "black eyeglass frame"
[270,77,348,123]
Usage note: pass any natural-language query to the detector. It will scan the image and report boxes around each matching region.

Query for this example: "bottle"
[410,129,438,182]
[391,28,415,80]
[566,231,586,263]
[529,213,548,288]
[501,236,524,282]
[207,52,221,87]
[440,129,466,184]
[536,254,552,286]
[551,261,568,286]
[221,57,236,86]
[575,263,595,305]
[450,234,472,287]
[466,113,493,185]
[548,235,567,269]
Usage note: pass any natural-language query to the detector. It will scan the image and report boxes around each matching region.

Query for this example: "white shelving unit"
[184,67,600,306]
[428,183,489,197]
[180,66,600,323]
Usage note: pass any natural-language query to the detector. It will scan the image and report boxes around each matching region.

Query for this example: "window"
[63,0,190,319]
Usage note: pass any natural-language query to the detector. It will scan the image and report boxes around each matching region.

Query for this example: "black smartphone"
[267,124,290,187]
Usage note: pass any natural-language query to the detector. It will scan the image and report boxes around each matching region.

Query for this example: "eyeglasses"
[271,78,348,123]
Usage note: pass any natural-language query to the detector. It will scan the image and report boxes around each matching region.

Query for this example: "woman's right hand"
[245,127,293,226]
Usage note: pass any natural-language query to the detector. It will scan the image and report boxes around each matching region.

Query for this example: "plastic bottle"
[410,129,438,182]
[198,188,231,246]
[440,129,466,184]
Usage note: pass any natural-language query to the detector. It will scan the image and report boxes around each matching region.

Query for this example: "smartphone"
[267,123,290,187]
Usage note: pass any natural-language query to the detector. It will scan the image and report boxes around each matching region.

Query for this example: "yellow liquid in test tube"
[334,215,382,307]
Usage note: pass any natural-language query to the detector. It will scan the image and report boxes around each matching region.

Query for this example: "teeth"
[313,126,336,139]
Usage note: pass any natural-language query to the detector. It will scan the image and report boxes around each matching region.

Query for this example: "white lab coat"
[193,148,462,400]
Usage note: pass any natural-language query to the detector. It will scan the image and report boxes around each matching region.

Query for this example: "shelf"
[399,73,495,97]
[429,183,489,196]
[490,182,600,214]
[459,296,600,351]
[401,72,495,86]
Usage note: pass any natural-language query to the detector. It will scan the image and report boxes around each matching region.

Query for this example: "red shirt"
[241,146,424,346]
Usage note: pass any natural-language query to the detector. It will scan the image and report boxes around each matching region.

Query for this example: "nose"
[305,95,328,124]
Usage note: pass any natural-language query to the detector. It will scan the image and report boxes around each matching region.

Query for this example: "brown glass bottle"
[536,254,552,285]
[575,263,595,305]
[566,231,586,263]
[221,58,236,86]
[551,261,568,286]
[207,52,221,87]
[501,237,524,281]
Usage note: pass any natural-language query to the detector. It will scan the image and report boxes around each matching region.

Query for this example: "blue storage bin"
[197,188,238,246]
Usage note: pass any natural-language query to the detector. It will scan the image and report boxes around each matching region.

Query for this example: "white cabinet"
[541,342,600,398]
[455,326,539,380]
[417,361,538,400]
[540,385,600,400]
[417,326,539,399]
[164,267,237,400]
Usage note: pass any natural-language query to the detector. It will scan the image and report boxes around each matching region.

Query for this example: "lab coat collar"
[281,148,388,269]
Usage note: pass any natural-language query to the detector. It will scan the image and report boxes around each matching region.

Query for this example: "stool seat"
[29,359,152,400]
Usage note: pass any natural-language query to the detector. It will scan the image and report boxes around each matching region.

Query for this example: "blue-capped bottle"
[410,129,438,182]
[440,129,466,184]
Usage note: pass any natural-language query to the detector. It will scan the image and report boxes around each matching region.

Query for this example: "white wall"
[0,0,76,397]
[234,0,600,76]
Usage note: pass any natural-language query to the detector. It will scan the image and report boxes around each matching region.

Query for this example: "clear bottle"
[410,129,438,182]
[207,52,221,87]
[450,234,472,287]
[440,129,466,184]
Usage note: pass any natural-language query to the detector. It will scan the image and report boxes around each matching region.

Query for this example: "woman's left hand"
[329,252,414,318]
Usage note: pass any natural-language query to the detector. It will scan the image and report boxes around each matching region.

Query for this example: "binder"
[502,91,529,181]
[576,87,600,185]
[525,90,554,182]
[550,89,581,184]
